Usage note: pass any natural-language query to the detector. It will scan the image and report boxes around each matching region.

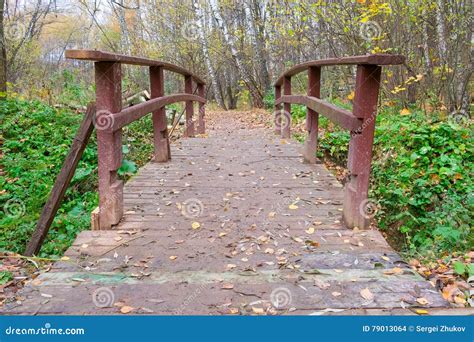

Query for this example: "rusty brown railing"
[274,54,404,229]
[66,50,207,230]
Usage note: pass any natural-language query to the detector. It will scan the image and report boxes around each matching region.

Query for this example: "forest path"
[3,110,448,315]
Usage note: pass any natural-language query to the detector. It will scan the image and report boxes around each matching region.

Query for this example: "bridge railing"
[66,50,207,230]
[274,54,404,229]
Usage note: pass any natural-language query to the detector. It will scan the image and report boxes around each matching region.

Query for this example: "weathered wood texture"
[274,54,405,86]
[24,104,96,256]
[66,50,207,229]
[6,113,454,315]
[66,49,206,85]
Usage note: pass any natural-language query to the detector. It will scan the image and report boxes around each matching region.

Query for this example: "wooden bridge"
[3,51,452,315]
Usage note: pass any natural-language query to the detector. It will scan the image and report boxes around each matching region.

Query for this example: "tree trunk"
[210,1,264,108]
[193,0,227,109]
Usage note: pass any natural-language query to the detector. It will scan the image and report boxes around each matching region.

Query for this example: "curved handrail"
[274,54,404,86]
[66,49,206,85]
[111,93,206,131]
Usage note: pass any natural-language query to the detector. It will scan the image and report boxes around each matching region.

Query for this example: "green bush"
[0,97,154,256]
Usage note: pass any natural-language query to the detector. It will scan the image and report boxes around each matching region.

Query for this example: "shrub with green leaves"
[313,103,473,256]
[1,97,153,256]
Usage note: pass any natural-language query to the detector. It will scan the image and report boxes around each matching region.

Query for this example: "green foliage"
[453,261,474,277]
[263,91,275,110]
[315,104,473,256]
[0,97,153,256]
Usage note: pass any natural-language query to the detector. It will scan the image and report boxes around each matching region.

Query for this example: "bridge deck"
[4,112,448,315]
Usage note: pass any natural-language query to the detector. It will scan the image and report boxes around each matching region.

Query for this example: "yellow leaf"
[400,108,411,115]
[60,256,70,261]
[120,306,134,314]
[268,211,276,218]
[191,222,201,229]
[218,232,227,238]
[252,307,265,314]
[360,288,374,301]
[288,204,298,210]
[347,91,355,101]
[305,227,315,234]
[415,309,428,315]
[169,255,178,260]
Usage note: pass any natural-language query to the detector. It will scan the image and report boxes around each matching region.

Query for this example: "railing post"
[304,66,321,163]
[150,66,170,162]
[95,62,123,229]
[184,75,195,137]
[197,83,205,134]
[282,76,291,138]
[343,64,381,229]
[274,85,281,135]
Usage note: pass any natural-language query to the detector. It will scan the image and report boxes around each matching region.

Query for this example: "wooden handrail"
[274,54,404,86]
[111,93,206,131]
[276,95,362,131]
[274,55,403,230]
[66,49,206,85]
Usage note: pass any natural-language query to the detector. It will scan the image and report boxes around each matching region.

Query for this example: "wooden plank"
[303,66,320,163]
[24,104,96,256]
[95,61,123,229]
[110,94,205,131]
[282,76,291,138]
[184,75,195,137]
[66,49,206,85]
[277,95,362,131]
[343,65,382,229]
[274,54,405,86]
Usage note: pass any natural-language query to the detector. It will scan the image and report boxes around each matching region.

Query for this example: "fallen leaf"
[191,222,201,229]
[331,291,342,297]
[221,283,234,290]
[416,297,429,305]
[169,256,178,260]
[415,309,428,315]
[305,227,315,234]
[360,288,374,301]
[400,108,411,115]
[268,211,276,218]
[288,204,298,210]
[252,307,265,314]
